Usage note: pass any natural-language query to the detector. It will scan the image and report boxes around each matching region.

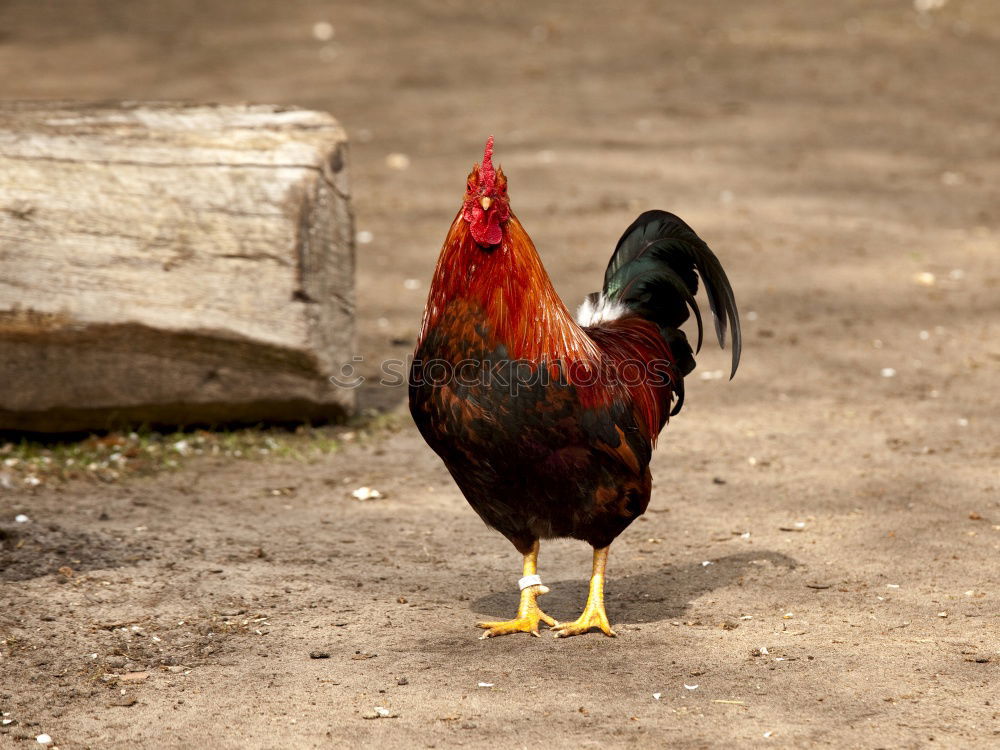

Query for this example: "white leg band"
[518,574,543,590]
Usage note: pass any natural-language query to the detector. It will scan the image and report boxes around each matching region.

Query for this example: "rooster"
[409,137,741,638]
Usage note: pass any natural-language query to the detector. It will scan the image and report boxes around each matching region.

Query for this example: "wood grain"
[0,102,355,431]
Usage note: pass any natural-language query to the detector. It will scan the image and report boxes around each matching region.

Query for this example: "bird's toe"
[551,610,616,638]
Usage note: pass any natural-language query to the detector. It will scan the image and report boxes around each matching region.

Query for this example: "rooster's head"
[462,136,510,247]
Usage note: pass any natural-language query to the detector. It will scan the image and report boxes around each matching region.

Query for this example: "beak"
[480,196,492,211]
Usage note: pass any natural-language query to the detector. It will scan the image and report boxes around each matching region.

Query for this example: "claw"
[551,546,616,639]
[538,610,559,628]
[476,590,558,639]
[477,619,546,638]
[551,607,616,638]
[477,619,540,639]
[476,541,559,639]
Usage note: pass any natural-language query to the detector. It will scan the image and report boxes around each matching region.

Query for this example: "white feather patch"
[576,293,628,326]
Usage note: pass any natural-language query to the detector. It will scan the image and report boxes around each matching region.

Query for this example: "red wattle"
[472,216,502,246]
[465,204,502,246]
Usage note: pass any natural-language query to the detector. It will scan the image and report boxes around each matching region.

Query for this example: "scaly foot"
[552,545,616,638]
[551,603,616,639]
[477,585,559,639]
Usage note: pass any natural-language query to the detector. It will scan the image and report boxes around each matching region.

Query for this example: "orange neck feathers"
[419,211,599,366]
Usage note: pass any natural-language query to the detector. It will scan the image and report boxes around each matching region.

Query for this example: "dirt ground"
[2,1,999,747]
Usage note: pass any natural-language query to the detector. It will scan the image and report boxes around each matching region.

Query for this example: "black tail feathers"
[600,210,742,382]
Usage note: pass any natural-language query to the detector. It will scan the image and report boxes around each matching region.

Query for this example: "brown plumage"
[409,137,741,638]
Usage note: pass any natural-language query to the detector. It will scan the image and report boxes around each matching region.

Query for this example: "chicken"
[409,137,741,638]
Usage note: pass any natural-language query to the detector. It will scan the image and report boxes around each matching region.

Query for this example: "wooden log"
[0,102,355,432]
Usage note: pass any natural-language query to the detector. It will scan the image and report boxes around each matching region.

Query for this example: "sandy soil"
[2,1,999,747]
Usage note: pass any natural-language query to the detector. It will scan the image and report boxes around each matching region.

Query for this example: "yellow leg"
[551,546,617,638]
[477,541,559,638]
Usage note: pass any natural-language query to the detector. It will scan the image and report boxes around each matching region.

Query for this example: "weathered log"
[0,102,355,432]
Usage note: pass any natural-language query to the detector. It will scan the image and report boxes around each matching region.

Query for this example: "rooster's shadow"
[471,550,797,624]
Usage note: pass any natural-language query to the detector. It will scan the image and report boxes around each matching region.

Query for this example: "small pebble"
[362,706,397,720]
[385,153,411,170]
[312,22,334,41]
[309,650,331,659]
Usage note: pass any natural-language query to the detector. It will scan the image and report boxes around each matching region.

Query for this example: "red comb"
[480,135,496,189]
